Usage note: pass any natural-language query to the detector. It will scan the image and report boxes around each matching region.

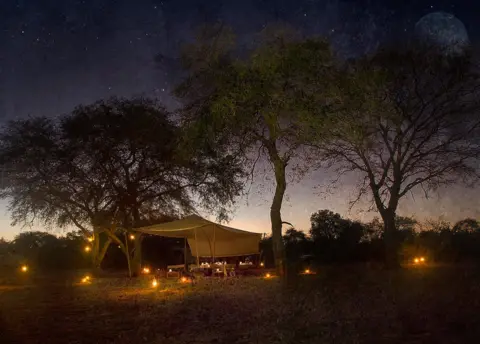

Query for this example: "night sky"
[1,0,479,239]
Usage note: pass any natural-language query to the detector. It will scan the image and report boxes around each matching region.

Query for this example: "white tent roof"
[135,215,262,258]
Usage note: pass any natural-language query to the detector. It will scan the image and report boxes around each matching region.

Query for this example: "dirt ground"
[1,265,480,344]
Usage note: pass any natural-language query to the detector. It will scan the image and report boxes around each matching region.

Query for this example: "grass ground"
[1,265,480,344]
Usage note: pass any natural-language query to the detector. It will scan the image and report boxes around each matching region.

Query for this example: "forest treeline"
[2,210,479,272]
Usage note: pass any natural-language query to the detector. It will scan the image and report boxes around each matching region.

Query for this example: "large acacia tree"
[306,48,480,267]
[0,97,245,275]
[175,24,337,275]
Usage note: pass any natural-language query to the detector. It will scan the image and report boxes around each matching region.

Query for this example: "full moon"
[414,12,470,55]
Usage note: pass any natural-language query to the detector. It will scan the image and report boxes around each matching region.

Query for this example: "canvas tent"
[135,215,262,264]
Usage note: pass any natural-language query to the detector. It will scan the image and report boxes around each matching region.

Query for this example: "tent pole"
[212,225,216,264]
[184,237,188,272]
[194,228,199,267]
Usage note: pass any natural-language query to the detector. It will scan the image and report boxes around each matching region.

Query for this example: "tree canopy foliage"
[304,47,480,267]
[258,210,480,268]
[0,97,245,275]
[175,23,338,275]
[0,231,90,271]
[1,24,479,274]
[2,210,479,275]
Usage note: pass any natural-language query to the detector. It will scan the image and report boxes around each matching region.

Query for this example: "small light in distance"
[181,277,188,283]
[21,265,28,272]
[142,267,150,274]
[305,269,311,274]
[265,273,271,279]
[129,234,135,240]
[152,279,158,287]
[260,262,264,267]
[87,236,94,242]
[84,246,91,252]
[81,275,91,283]
[420,257,425,262]
[414,258,419,264]
[168,269,172,273]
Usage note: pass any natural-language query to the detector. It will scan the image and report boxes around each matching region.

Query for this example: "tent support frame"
[212,225,216,263]
[184,238,188,271]
[194,228,200,266]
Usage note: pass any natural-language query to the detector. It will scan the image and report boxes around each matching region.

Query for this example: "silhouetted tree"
[0,97,245,276]
[396,215,417,245]
[309,210,365,262]
[310,210,348,241]
[259,235,274,268]
[175,23,338,276]
[363,217,383,242]
[304,47,480,268]
[452,218,480,233]
[9,231,90,271]
[283,228,310,263]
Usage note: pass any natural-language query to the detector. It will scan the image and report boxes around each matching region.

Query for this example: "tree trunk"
[184,238,189,271]
[271,158,287,277]
[103,228,132,276]
[382,209,400,269]
[131,207,142,277]
[92,231,100,269]
[124,233,132,277]
[131,234,143,277]
[98,238,112,269]
[95,237,112,273]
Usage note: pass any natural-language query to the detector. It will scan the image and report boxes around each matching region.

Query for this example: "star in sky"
[0,0,479,239]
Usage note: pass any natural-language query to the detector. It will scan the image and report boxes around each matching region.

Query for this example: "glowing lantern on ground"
[81,275,91,283]
[129,234,135,240]
[260,262,264,267]
[84,246,91,252]
[20,265,28,272]
[413,256,427,264]
[142,267,150,274]
[265,273,271,279]
[181,277,188,283]
[152,279,158,287]
[305,269,311,274]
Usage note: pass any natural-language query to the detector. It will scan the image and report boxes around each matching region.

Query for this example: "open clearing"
[1,266,480,344]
